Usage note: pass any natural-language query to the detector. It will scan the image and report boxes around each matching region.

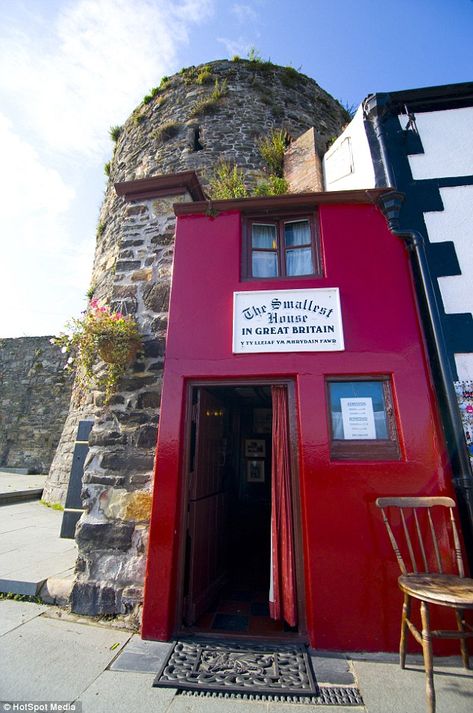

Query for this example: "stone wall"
[48,59,348,619]
[0,337,72,474]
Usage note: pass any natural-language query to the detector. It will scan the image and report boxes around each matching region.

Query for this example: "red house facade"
[142,189,459,651]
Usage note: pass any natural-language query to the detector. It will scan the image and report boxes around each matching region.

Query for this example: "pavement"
[0,498,77,597]
[0,600,472,712]
[0,470,47,505]
[0,473,472,712]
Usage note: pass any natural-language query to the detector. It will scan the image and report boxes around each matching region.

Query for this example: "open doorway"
[179,383,302,638]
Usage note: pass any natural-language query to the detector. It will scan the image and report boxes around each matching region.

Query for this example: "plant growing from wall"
[208,160,248,199]
[153,121,180,143]
[254,175,289,196]
[196,65,212,84]
[104,162,111,177]
[259,128,288,177]
[109,125,122,142]
[280,67,299,88]
[190,79,228,117]
[51,300,141,404]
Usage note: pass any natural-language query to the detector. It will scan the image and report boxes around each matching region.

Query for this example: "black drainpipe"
[376,191,473,568]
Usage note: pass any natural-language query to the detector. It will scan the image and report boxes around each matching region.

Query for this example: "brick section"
[284,128,323,193]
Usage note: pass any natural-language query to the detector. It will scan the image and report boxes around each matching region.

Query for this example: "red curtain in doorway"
[269,385,298,627]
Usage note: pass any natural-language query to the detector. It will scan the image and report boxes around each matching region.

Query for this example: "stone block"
[100,451,154,472]
[115,260,141,272]
[89,429,127,447]
[136,391,161,409]
[142,337,166,358]
[135,425,158,448]
[71,580,123,615]
[129,473,152,487]
[142,281,170,313]
[76,521,134,552]
[123,491,152,521]
[131,268,152,282]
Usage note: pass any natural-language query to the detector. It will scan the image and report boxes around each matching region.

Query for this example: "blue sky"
[1,0,472,337]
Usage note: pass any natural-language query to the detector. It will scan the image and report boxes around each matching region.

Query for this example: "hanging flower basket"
[51,299,142,404]
[97,336,140,365]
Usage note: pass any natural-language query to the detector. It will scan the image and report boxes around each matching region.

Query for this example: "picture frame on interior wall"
[247,459,265,482]
[245,439,266,457]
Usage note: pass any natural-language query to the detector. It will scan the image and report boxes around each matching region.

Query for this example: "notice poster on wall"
[340,397,376,440]
[233,288,344,353]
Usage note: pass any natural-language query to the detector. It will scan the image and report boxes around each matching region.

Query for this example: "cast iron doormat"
[154,638,318,698]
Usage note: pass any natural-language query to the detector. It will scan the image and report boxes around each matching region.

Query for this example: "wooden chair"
[376,496,473,713]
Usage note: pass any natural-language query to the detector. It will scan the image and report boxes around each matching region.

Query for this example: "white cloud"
[0,113,74,245]
[0,0,214,156]
[0,112,87,337]
[0,0,215,336]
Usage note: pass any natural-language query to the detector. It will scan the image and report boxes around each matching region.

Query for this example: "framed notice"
[340,397,376,440]
[247,460,265,483]
[245,439,266,457]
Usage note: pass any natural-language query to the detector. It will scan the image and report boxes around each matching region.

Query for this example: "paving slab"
[0,500,77,595]
[0,599,48,636]
[350,652,473,713]
[0,472,46,503]
[167,695,269,713]
[0,614,132,701]
[77,671,176,712]
[309,650,355,685]
[109,633,172,672]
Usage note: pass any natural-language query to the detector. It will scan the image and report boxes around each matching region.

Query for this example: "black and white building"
[323,81,473,556]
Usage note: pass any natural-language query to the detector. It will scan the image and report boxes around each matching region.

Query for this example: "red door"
[184,388,229,624]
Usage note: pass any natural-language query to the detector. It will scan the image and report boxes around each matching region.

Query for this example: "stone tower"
[45,59,348,618]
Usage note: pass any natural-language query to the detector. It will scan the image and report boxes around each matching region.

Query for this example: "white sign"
[340,397,376,439]
[233,288,344,353]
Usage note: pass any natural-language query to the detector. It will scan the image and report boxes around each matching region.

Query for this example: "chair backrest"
[376,496,464,577]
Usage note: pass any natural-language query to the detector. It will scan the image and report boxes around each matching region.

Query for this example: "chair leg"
[400,593,411,669]
[455,608,470,670]
[420,600,435,713]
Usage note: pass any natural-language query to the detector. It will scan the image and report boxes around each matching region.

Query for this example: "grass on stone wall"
[40,499,64,511]
[254,175,289,196]
[208,161,248,200]
[258,128,289,177]
[190,79,228,117]
[196,65,213,85]
[109,125,122,142]
[153,121,181,143]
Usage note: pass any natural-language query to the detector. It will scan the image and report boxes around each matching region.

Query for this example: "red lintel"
[173,188,393,216]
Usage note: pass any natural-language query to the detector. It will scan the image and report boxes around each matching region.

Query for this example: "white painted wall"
[323,106,376,190]
[405,107,473,180]
[454,354,473,381]
[423,184,473,380]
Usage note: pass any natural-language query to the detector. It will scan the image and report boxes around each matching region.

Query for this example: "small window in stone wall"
[242,213,322,280]
[327,377,401,461]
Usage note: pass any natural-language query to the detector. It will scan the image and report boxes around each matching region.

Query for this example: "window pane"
[286,248,314,276]
[329,381,388,440]
[252,224,277,249]
[285,220,310,246]
[252,251,278,277]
